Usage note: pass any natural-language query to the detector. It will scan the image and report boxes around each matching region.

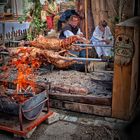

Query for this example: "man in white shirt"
[90,20,113,58]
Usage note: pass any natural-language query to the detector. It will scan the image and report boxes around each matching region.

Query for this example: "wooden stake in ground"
[84,0,89,74]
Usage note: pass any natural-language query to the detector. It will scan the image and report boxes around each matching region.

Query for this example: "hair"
[47,0,55,3]
[47,0,51,3]
[69,15,80,22]
[99,20,108,27]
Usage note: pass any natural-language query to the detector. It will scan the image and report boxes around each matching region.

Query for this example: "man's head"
[69,15,80,28]
[99,20,108,32]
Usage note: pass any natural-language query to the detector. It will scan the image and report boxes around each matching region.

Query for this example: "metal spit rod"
[66,57,109,62]
[73,43,113,47]
[8,40,21,43]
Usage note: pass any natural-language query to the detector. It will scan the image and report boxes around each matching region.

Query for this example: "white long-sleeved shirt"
[91,25,112,41]
[63,28,83,38]
[90,26,114,57]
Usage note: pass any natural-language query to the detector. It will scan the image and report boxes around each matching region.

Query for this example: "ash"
[36,69,113,97]
[0,66,113,97]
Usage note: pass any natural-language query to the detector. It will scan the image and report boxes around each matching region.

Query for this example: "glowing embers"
[0,82,47,120]
[11,47,41,97]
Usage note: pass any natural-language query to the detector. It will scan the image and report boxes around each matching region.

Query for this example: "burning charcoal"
[91,79,112,92]
[69,86,89,95]
[51,84,70,93]
[0,85,6,96]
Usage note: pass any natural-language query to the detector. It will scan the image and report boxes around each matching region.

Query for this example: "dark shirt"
[59,24,79,39]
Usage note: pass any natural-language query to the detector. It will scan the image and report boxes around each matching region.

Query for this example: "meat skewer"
[20,35,88,51]
[8,47,82,69]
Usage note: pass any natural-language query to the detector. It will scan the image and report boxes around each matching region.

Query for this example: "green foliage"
[18,10,29,23]
[18,0,46,40]
[114,16,120,24]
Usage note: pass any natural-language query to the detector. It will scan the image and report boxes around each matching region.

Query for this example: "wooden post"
[84,0,89,74]
[112,17,140,120]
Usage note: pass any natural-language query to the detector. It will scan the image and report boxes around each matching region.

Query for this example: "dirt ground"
[0,108,131,140]
[30,121,120,140]
[0,117,121,140]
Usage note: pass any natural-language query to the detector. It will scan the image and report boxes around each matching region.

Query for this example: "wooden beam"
[50,99,111,117]
[49,92,112,106]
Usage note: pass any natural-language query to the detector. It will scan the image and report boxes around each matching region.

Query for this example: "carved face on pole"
[114,34,134,66]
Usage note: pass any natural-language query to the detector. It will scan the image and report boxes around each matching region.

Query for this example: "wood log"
[51,84,70,93]
[49,92,112,106]
[50,99,111,117]
[51,84,89,95]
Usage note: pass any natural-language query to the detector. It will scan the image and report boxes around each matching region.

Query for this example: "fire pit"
[0,80,53,138]
[0,46,54,137]
[0,81,51,121]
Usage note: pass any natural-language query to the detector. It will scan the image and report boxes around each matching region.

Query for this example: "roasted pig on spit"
[2,35,89,69]
[8,47,81,69]
[21,35,87,52]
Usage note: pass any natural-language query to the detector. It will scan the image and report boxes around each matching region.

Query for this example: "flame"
[0,47,42,103]
[12,47,41,94]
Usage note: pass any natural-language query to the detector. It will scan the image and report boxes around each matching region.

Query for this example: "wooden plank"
[50,99,111,117]
[51,84,89,95]
[50,99,64,109]
[49,92,112,106]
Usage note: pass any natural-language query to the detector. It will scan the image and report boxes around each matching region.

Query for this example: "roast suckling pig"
[21,35,88,52]
[2,35,89,69]
[8,47,81,69]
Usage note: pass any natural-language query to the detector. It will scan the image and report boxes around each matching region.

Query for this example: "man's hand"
[76,35,90,44]
[102,39,110,44]
[105,39,110,44]
[78,34,84,37]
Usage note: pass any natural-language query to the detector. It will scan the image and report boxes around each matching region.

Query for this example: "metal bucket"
[0,90,48,120]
